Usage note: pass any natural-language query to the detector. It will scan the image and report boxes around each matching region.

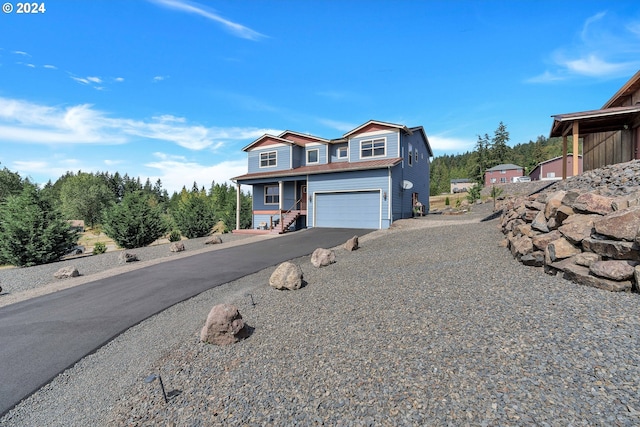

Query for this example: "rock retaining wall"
[499,160,640,292]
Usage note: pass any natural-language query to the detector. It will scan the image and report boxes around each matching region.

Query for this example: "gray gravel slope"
[2,212,640,426]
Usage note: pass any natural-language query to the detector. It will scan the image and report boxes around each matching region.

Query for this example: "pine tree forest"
[430,122,580,195]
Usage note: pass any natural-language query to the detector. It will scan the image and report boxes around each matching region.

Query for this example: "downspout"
[232,179,241,230]
[388,167,393,227]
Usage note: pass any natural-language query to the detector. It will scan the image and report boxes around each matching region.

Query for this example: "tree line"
[430,122,579,195]
[0,166,252,266]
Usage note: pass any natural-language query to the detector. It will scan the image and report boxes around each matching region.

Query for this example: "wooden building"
[550,70,640,176]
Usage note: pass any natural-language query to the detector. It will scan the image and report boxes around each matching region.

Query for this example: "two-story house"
[231,120,433,232]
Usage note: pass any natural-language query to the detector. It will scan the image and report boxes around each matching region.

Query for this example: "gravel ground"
[2,203,640,426]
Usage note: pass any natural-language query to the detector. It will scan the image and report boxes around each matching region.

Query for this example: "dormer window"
[260,151,277,168]
[361,138,386,158]
[307,149,319,164]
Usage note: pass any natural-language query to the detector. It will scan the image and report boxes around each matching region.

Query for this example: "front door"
[300,185,307,210]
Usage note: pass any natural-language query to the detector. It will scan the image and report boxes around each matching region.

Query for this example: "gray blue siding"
[247,145,291,174]
[349,131,400,162]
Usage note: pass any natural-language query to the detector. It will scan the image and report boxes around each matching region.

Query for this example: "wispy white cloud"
[12,50,30,57]
[87,76,102,84]
[114,77,124,82]
[0,96,278,150]
[145,154,247,191]
[43,64,57,70]
[153,75,168,83]
[528,11,640,83]
[149,0,266,41]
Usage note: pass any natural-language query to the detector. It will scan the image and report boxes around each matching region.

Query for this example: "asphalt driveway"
[0,227,370,416]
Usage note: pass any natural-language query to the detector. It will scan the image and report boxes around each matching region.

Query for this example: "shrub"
[445,196,450,206]
[92,241,107,255]
[168,230,182,242]
[102,192,167,249]
[0,186,78,266]
[172,192,216,238]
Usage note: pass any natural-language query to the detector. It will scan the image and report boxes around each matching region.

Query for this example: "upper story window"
[361,138,386,158]
[408,143,413,166]
[500,169,506,174]
[414,150,418,163]
[260,151,277,168]
[337,147,348,159]
[307,149,319,164]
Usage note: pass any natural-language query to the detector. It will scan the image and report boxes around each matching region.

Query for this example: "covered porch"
[232,175,308,234]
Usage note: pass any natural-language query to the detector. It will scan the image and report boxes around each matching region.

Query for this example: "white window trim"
[337,146,348,159]
[408,143,413,166]
[259,151,277,168]
[264,185,279,205]
[360,137,386,159]
[307,148,320,164]
[414,150,418,163]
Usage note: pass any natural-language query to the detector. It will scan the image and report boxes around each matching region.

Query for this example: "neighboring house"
[530,154,583,181]
[450,178,475,193]
[484,164,523,186]
[231,120,433,232]
[550,69,640,174]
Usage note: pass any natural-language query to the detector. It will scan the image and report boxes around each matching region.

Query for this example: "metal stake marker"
[145,374,168,403]
[246,293,256,307]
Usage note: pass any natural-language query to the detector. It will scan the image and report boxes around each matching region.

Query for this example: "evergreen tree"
[0,185,78,266]
[59,172,115,227]
[0,166,26,202]
[102,191,167,249]
[489,121,510,166]
[172,186,216,238]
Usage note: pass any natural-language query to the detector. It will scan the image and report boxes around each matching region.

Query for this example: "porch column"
[562,134,568,180]
[278,181,284,210]
[235,182,241,230]
[572,121,579,177]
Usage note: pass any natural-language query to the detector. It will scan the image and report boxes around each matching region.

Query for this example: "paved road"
[0,227,370,416]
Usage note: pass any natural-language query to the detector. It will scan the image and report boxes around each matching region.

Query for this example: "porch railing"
[270,198,302,233]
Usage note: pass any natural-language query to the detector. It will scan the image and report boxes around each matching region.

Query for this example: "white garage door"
[315,191,380,229]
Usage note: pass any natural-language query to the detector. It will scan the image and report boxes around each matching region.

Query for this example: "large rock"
[593,206,640,241]
[557,214,597,245]
[118,252,138,263]
[170,242,185,252]
[589,260,637,281]
[563,263,632,292]
[531,211,549,233]
[510,235,533,258]
[544,197,563,220]
[546,237,581,262]
[582,238,640,261]
[572,193,614,215]
[532,230,562,251]
[311,248,336,268]
[54,266,79,279]
[200,303,247,345]
[521,251,545,267]
[574,252,601,268]
[205,236,223,245]
[344,236,359,251]
[269,262,304,290]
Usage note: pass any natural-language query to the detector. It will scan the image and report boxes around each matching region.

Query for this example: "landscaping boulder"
[546,237,581,262]
[54,266,79,279]
[593,206,640,241]
[344,236,359,251]
[170,242,185,252]
[572,193,614,215]
[205,236,223,245]
[575,252,601,268]
[590,260,637,281]
[118,252,139,263]
[311,248,336,268]
[269,261,304,290]
[200,303,247,345]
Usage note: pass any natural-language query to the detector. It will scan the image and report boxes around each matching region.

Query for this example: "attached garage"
[314,190,381,228]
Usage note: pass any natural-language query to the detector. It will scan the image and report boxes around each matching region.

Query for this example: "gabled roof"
[232,158,402,182]
[486,163,523,172]
[242,134,302,152]
[450,178,472,183]
[278,130,330,144]
[343,120,412,138]
[533,154,582,168]
[603,70,640,109]
[409,126,434,157]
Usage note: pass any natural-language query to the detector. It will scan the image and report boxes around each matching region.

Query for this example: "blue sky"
[1,0,639,193]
